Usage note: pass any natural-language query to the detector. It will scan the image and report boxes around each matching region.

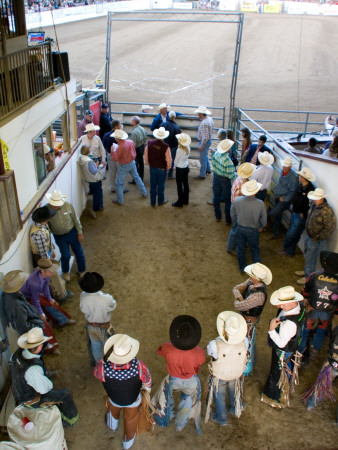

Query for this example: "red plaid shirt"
[94,358,152,389]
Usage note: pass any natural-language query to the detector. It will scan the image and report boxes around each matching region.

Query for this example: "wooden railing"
[0,0,26,39]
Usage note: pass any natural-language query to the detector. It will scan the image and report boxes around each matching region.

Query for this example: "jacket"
[273,170,298,203]
[79,155,102,183]
[1,291,43,335]
[161,120,181,148]
[305,199,336,241]
[292,181,315,218]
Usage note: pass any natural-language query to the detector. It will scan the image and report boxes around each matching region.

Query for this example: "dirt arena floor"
[42,12,338,450]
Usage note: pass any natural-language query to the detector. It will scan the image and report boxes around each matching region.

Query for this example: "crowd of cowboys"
[0,103,337,449]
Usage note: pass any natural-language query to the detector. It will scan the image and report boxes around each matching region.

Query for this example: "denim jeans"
[299,309,331,353]
[304,235,327,278]
[135,144,145,180]
[282,212,305,256]
[86,324,111,363]
[168,146,178,177]
[269,198,290,237]
[213,173,231,223]
[175,166,189,205]
[54,227,86,274]
[150,167,167,206]
[89,180,103,211]
[237,225,260,272]
[116,161,147,204]
[169,375,201,432]
[212,378,237,425]
[199,139,212,177]
[44,305,68,325]
[306,368,338,410]
[227,223,237,252]
[107,153,120,191]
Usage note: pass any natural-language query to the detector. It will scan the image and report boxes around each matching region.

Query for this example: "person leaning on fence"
[150,103,170,131]
[250,151,274,202]
[194,106,213,179]
[172,133,191,207]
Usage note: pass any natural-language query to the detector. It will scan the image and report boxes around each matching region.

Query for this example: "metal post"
[304,112,309,138]
[104,12,112,103]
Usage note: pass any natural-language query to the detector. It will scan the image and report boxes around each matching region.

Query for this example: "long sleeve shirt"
[130,125,148,148]
[80,135,105,161]
[212,152,236,180]
[273,170,298,202]
[268,305,300,349]
[23,349,53,394]
[233,279,266,311]
[197,116,213,142]
[31,224,51,258]
[251,165,274,190]
[231,196,267,229]
[111,139,136,165]
[174,146,190,169]
[21,271,51,316]
[47,202,82,236]
[80,291,116,323]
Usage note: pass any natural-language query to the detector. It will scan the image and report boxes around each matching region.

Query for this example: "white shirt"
[174,146,190,168]
[251,165,273,190]
[268,304,300,349]
[80,135,105,161]
[80,291,116,323]
[23,349,53,395]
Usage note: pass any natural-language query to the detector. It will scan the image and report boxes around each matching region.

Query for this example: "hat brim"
[241,183,262,196]
[270,289,304,305]
[195,109,211,115]
[18,333,52,349]
[38,261,60,272]
[282,160,292,167]
[217,140,234,153]
[46,192,67,206]
[104,334,139,364]
[216,311,247,344]
[176,134,191,146]
[169,315,201,350]
[308,191,326,200]
[295,170,316,182]
[244,264,272,285]
[78,272,104,293]
[111,131,128,140]
[153,130,170,140]
[237,165,255,179]
[0,272,29,294]
[85,126,100,132]
[258,153,274,165]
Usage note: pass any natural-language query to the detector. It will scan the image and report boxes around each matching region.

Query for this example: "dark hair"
[218,128,227,140]
[259,135,267,143]
[111,119,120,130]
[328,136,338,157]
[308,137,317,147]
[240,127,252,147]
[226,129,234,141]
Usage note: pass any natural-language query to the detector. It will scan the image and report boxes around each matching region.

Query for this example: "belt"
[23,395,41,406]
[87,321,110,329]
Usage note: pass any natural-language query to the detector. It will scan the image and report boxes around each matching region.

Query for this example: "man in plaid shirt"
[195,106,214,179]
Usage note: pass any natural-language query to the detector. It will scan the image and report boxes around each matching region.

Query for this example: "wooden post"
[0,142,5,176]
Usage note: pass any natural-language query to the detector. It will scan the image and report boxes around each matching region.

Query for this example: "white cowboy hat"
[258,151,274,166]
[85,123,100,132]
[0,270,29,294]
[194,106,211,115]
[217,311,247,345]
[104,334,139,365]
[18,327,52,349]
[43,144,52,155]
[296,167,316,182]
[270,286,303,306]
[111,129,128,140]
[241,179,262,196]
[153,127,169,140]
[46,189,67,206]
[217,139,234,154]
[307,187,326,200]
[281,156,292,167]
[141,105,153,111]
[176,133,191,147]
[244,263,272,286]
[158,103,169,111]
[237,162,255,179]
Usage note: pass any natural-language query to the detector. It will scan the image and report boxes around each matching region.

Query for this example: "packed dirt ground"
[42,12,337,450]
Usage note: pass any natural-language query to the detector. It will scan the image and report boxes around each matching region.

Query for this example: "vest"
[241,284,267,317]
[79,156,102,183]
[306,272,338,313]
[30,224,50,255]
[11,348,45,403]
[269,304,305,353]
[102,358,142,406]
[147,139,168,169]
[209,340,247,381]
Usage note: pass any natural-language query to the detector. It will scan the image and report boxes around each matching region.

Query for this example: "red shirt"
[111,139,136,165]
[157,342,205,379]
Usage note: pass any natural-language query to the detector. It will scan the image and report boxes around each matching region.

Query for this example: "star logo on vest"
[317,286,332,300]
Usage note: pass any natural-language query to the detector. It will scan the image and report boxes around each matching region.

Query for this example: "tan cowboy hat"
[296,167,316,182]
[158,103,169,111]
[258,151,274,166]
[18,327,52,349]
[241,179,262,196]
[103,334,139,365]
[217,139,234,154]
[270,286,303,305]
[194,106,211,115]
[0,271,29,294]
[176,133,191,147]
[237,162,255,179]
[111,129,128,140]
[244,263,272,285]
[281,156,293,167]
[153,127,169,140]
[46,189,67,207]
[217,311,247,345]
[37,258,60,272]
[85,123,100,132]
[308,187,326,200]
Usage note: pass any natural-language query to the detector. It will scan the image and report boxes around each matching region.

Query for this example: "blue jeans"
[86,324,111,363]
[54,227,86,274]
[150,167,167,206]
[44,306,68,325]
[169,375,201,433]
[269,198,290,237]
[283,212,305,256]
[227,223,237,251]
[199,139,212,177]
[299,310,331,353]
[212,378,237,425]
[304,235,327,278]
[89,180,103,211]
[213,173,231,223]
[116,161,147,204]
[237,225,260,272]
[168,146,177,177]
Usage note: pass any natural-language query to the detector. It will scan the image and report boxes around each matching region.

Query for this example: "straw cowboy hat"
[237,162,255,179]
[0,270,29,294]
[78,272,104,293]
[46,190,67,207]
[85,123,100,132]
[244,263,272,285]
[176,133,191,147]
[216,311,247,345]
[111,129,128,140]
[320,251,338,275]
[258,151,274,166]
[18,327,52,349]
[170,315,201,351]
[43,144,53,155]
[158,103,169,111]
[307,187,326,200]
[281,156,293,167]
[32,205,56,223]
[104,334,139,365]
[194,106,211,115]
[153,127,169,140]
[217,139,234,154]
[241,179,262,196]
[270,286,303,306]
[296,167,316,182]
[37,258,60,273]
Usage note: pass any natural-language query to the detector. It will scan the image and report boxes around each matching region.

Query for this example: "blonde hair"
[81,146,90,156]
[179,143,189,155]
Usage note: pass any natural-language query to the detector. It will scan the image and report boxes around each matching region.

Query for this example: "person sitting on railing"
[245,135,272,165]
[150,103,170,132]
[323,135,338,158]
[302,138,322,155]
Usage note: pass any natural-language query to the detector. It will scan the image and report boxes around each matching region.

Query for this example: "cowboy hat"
[320,251,338,275]
[307,188,326,200]
[169,315,201,351]
[244,263,272,285]
[104,334,139,365]
[37,258,60,273]
[111,129,128,140]
[32,206,56,223]
[270,286,303,305]
[217,139,234,154]
[153,127,169,140]
[141,105,153,111]
[0,271,29,294]
[241,179,262,196]
[158,103,169,111]
[258,151,274,166]
[18,327,52,349]
[194,106,211,115]
[85,123,100,132]
[216,311,247,345]
[237,162,255,179]
[281,156,293,167]
[78,272,104,293]
[46,190,67,207]
[43,144,53,155]
[296,167,316,182]
[176,133,191,147]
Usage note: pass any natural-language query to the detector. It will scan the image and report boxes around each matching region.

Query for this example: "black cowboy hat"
[32,205,56,223]
[78,272,104,293]
[169,315,201,351]
[320,251,338,275]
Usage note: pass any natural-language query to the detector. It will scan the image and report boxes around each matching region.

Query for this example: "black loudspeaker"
[52,51,70,82]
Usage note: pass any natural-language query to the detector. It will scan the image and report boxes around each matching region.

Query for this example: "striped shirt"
[197,116,213,142]
[212,151,236,180]
[31,226,50,258]
[233,279,266,311]
[23,349,53,395]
